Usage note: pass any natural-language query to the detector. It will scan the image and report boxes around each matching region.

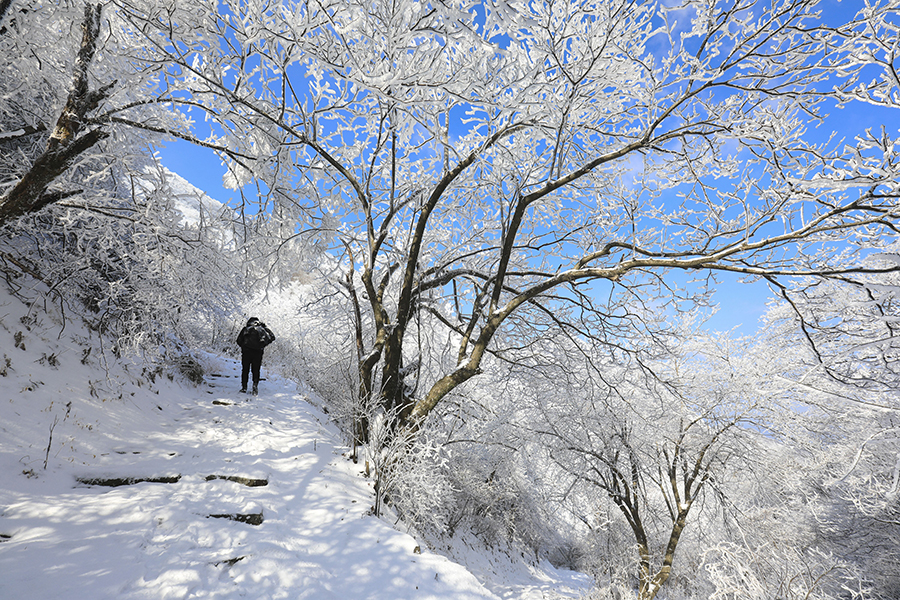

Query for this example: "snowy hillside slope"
[0,288,590,599]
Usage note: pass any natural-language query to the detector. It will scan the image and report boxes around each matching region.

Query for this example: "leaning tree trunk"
[0,4,113,227]
[636,508,691,600]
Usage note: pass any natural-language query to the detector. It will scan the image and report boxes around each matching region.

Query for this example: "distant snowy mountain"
[132,164,233,231]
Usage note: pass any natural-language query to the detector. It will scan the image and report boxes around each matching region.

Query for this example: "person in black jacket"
[236,317,275,394]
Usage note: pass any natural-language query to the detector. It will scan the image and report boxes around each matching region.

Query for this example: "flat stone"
[208,512,264,526]
[205,475,268,487]
[76,475,181,487]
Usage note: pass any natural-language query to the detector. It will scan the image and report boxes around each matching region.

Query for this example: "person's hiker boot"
[240,387,247,393]
[251,384,258,395]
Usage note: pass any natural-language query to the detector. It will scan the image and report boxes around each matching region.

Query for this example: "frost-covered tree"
[0,3,245,354]
[485,328,768,599]
[4,0,897,594]
[434,318,878,599]
[2,3,160,222]
[754,270,900,598]
[109,0,900,438]
[0,4,111,222]
[733,7,900,594]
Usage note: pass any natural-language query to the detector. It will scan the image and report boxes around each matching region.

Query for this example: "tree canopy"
[2,1,899,597]
[100,0,900,428]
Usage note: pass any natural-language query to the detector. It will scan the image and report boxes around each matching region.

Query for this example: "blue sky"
[156,0,892,337]
[156,135,777,335]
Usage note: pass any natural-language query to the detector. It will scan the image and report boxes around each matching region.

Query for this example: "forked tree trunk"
[637,509,690,600]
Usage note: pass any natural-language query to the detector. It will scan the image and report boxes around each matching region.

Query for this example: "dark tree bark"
[0,0,13,30]
[0,4,112,227]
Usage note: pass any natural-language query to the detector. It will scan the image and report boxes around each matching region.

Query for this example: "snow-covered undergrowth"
[0,288,590,599]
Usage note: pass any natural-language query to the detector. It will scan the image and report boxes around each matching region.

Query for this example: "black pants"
[241,348,263,389]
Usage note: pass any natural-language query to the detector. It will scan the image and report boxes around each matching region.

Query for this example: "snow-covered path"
[0,359,501,599]
[0,284,589,600]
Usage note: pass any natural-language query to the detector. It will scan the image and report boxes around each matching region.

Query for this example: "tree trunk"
[0,4,109,228]
[345,270,371,447]
[0,130,108,224]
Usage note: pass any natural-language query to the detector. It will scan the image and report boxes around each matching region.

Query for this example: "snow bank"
[0,289,590,599]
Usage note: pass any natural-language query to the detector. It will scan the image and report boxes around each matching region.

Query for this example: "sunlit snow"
[0,288,589,599]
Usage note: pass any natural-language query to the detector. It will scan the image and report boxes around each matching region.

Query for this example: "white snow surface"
[0,292,590,599]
